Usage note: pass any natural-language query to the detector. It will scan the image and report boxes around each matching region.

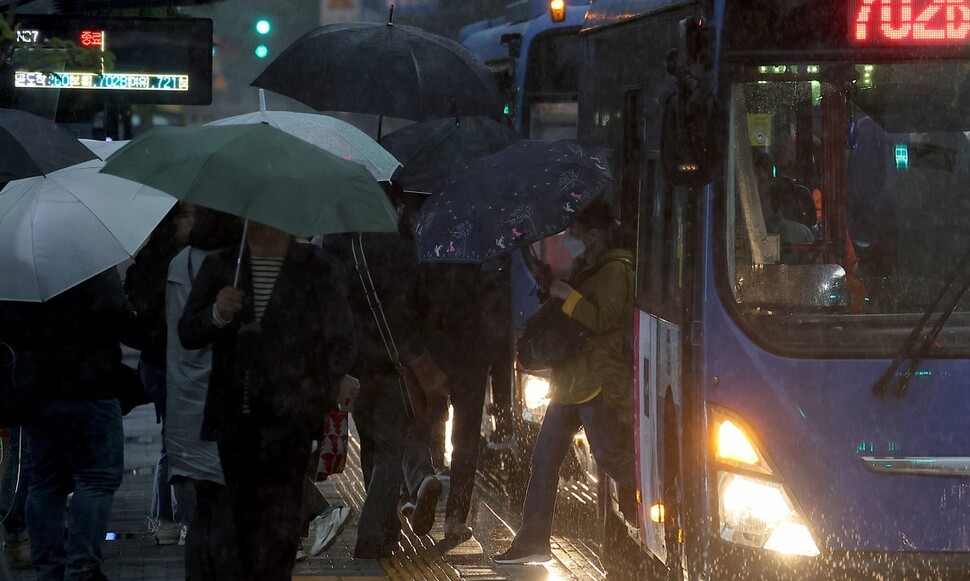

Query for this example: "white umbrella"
[0,159,176,301]
[79,138,131,161]
[206,89,401,182]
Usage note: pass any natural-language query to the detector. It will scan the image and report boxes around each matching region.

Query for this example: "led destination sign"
[16,72,190,91]
[852,0,970,44]
[2,16,212,105]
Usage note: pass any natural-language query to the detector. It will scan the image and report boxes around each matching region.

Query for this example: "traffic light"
[253,18,272,59]
[549,0,566,22]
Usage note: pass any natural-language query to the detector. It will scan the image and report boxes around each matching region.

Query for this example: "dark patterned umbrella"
[414,139,612,263]
[381,116,521,195]
[0,108,97,181]
[251,21,503,124]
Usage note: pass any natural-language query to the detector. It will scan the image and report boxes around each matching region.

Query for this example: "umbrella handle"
[233,219,249,288]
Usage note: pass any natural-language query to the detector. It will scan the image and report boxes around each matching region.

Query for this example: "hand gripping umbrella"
[413,139,613,263]
[251,13,503,132]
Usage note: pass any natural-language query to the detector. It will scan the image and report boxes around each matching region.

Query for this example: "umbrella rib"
[26,180,44,300]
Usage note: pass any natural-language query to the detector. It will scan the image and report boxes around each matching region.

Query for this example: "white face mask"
[562,232,586,259]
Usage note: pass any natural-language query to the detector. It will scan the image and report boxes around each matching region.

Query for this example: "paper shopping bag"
[314,410,349,481]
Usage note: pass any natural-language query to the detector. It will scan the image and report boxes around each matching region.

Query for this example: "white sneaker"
[304,506,353,557]
[177,525,188,546]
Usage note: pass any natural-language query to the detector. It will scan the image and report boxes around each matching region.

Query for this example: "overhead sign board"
[2,15,212,105]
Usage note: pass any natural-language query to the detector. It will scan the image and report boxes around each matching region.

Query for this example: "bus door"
[634,152,690,565]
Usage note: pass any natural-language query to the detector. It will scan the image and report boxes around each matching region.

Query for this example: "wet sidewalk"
[4,400,504,581]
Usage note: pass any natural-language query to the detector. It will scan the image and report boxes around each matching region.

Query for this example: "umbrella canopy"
[100,124,398,238]
[251,22,503,122]
[380,116,522,195]
[206,110,401,182]
[414,139,613,263]
[0,108,97,181]
[0,159,176,301]
[80,138,131,161]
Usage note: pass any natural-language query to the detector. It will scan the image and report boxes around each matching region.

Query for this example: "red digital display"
[852,0,970,44]
[79,30,104,48]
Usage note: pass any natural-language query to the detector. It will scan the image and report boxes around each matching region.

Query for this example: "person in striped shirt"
[178,220,357,581]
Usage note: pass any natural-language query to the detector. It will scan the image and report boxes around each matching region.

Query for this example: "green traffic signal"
[255,19,271,35]
[255,44,269,58]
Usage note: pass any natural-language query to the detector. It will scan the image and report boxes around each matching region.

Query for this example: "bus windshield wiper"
[872,244,970,395]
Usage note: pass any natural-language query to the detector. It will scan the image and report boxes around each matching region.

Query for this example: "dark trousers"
[24,399,123,581]
[512,395,635,552]
[184,478,241,581]
[301,448,330,526]
[353,374,412,556]
[443,359,489,525]
[218,419,310,581]
[1,426,31,543]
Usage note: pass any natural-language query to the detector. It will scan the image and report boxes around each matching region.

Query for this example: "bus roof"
[584,0,696,31]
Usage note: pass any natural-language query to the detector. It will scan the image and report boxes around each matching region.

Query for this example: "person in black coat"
[323,187,441,558]
[178,221,356,581]
[0,267,132,581]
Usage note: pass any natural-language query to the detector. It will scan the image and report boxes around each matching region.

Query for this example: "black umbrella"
[251,19,503,125]
[413,139,613,263]
[0,108,97,181]
[380,116,521,195]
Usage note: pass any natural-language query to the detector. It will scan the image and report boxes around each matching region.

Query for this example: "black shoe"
[410,475,442,536]
[494,546,552,564]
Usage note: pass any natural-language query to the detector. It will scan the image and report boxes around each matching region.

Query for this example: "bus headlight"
[711,409,820,557]
[521,372,551,422]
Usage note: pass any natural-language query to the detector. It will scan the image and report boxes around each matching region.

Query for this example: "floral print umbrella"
[413,139,612,263]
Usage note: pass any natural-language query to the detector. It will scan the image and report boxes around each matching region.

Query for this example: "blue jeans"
[140,362,179,523]
[512,395,635,552]
[24,399,124,581]
[1,427,31,542]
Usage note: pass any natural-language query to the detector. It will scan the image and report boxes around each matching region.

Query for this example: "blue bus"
[582,0,970,579]
[461,0,589,140]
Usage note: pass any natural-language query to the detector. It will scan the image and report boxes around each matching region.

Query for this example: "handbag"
[402,349,449,418]
[314,410,350,480]
[351,235,448,419]
[516,298,592,371]
[116,364,153,416]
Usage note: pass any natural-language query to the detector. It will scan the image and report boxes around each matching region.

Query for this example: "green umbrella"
[100,123,398,239]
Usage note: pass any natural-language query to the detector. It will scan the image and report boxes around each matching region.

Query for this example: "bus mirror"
[735,264,849,312]
[500,33,523,59]
[661,18,716,187]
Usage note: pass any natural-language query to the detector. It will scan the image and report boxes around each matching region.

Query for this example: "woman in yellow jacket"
[495,198,636,565]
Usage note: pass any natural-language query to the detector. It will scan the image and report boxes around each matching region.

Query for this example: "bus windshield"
[524,30,579,140]
[726,60,970,356]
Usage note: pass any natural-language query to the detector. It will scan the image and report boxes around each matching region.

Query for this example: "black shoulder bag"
[516,256,635,372]
[516,297,592,372]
